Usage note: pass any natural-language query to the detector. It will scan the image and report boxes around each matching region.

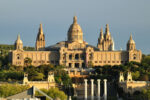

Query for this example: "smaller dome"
[128,34,135,44]
[15,34,23,44]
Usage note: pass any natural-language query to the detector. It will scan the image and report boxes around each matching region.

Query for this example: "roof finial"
[17,34,20,40]
[130,33,133,40]
[106,24,109,32]
[16,33,23,44]
[39,23,43,34]
[100,27,103,33]
[100,27,104,38]
[73,16,77,24]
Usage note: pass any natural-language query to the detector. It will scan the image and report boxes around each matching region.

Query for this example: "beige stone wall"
[92,51,128,66]
[11,41,142,67]
[11,50,59,66]
[59,47,85,68]
[119,81,150,94]
[129,50,142,63]
[28,82,56,89]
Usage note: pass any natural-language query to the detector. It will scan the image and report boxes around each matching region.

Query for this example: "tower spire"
[36,24,45,51]
[111,37,115,50]
[100,27,103,38]
[127,33,136,51]
[15,34,23,50]
[130,33,133,41]
[97,27,104,50]
[39,23,43,34]
[73,16,77,24]
[106,24,110,34]
[17,34,20,40]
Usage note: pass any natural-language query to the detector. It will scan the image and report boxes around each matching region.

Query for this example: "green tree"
[36,88,67,100]
[0,84,29,97]
[132,71,140,80]
[24,57,32,66]
[139,74,149,81]
[33,73,45,81]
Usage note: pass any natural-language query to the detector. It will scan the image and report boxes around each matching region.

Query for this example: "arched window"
[69,54,72,60]
[89,53,93,60]
[16,54,21,60]
[133,54,137,60]
[75,54,79,60]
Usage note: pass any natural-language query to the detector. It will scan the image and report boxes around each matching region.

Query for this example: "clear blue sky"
[0,0,150,54]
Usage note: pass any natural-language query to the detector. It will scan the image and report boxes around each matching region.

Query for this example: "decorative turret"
[119,72,124,82]
[48,72,55,83]
[67,16,83,43]
[105,24,111,41]
[97,24,114,51]
[127,71,132,81]
[15,34,23,50]
[23,73,29,85]
[35,24,45,51]
[127,34,136,51]
[97,28,104,50]
[111,37,115,51]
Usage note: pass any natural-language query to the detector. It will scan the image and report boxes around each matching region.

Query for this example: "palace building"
[10,16,142,68]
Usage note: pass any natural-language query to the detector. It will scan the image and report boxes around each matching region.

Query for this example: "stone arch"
[75,54,79,60]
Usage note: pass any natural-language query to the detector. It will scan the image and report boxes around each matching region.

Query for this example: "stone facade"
[119,72,150,94]
[23,72,56,89]
[10,16,142,67]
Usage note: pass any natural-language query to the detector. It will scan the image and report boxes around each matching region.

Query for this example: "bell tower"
[97,28,104,51]
[97,24,114,51]
[15,34,23,50]
[127,34,136,51]
[35,24,45,51]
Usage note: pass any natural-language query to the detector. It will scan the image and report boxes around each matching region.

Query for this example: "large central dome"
[67,16,83,43]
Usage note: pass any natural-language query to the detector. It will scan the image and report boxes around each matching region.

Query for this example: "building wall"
[11,45,142,67]
[11,50,59,66]
[27,81,56,89]
[92,51,128,66]
[119,81,150,94]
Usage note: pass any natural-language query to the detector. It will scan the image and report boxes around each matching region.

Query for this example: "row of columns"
[84,79,107,100]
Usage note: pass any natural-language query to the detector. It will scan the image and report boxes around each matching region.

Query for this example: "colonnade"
[84,79,107,100]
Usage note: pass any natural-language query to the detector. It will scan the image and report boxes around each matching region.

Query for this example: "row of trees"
[0,84,67,100]
[0,44,35,57]
[36,88,67,100]
[0,84,29,97]
[0,64,72,86]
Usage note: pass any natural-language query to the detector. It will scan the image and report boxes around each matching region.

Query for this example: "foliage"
[132,71,140,80]
[142,55,150,65]
[0,70,24,81]
[35,88,67,100]
[0,84,29,97]
[88,61,93,67]
[24,57,32,66]
[139,74,149,81]
[0,44,34,57]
